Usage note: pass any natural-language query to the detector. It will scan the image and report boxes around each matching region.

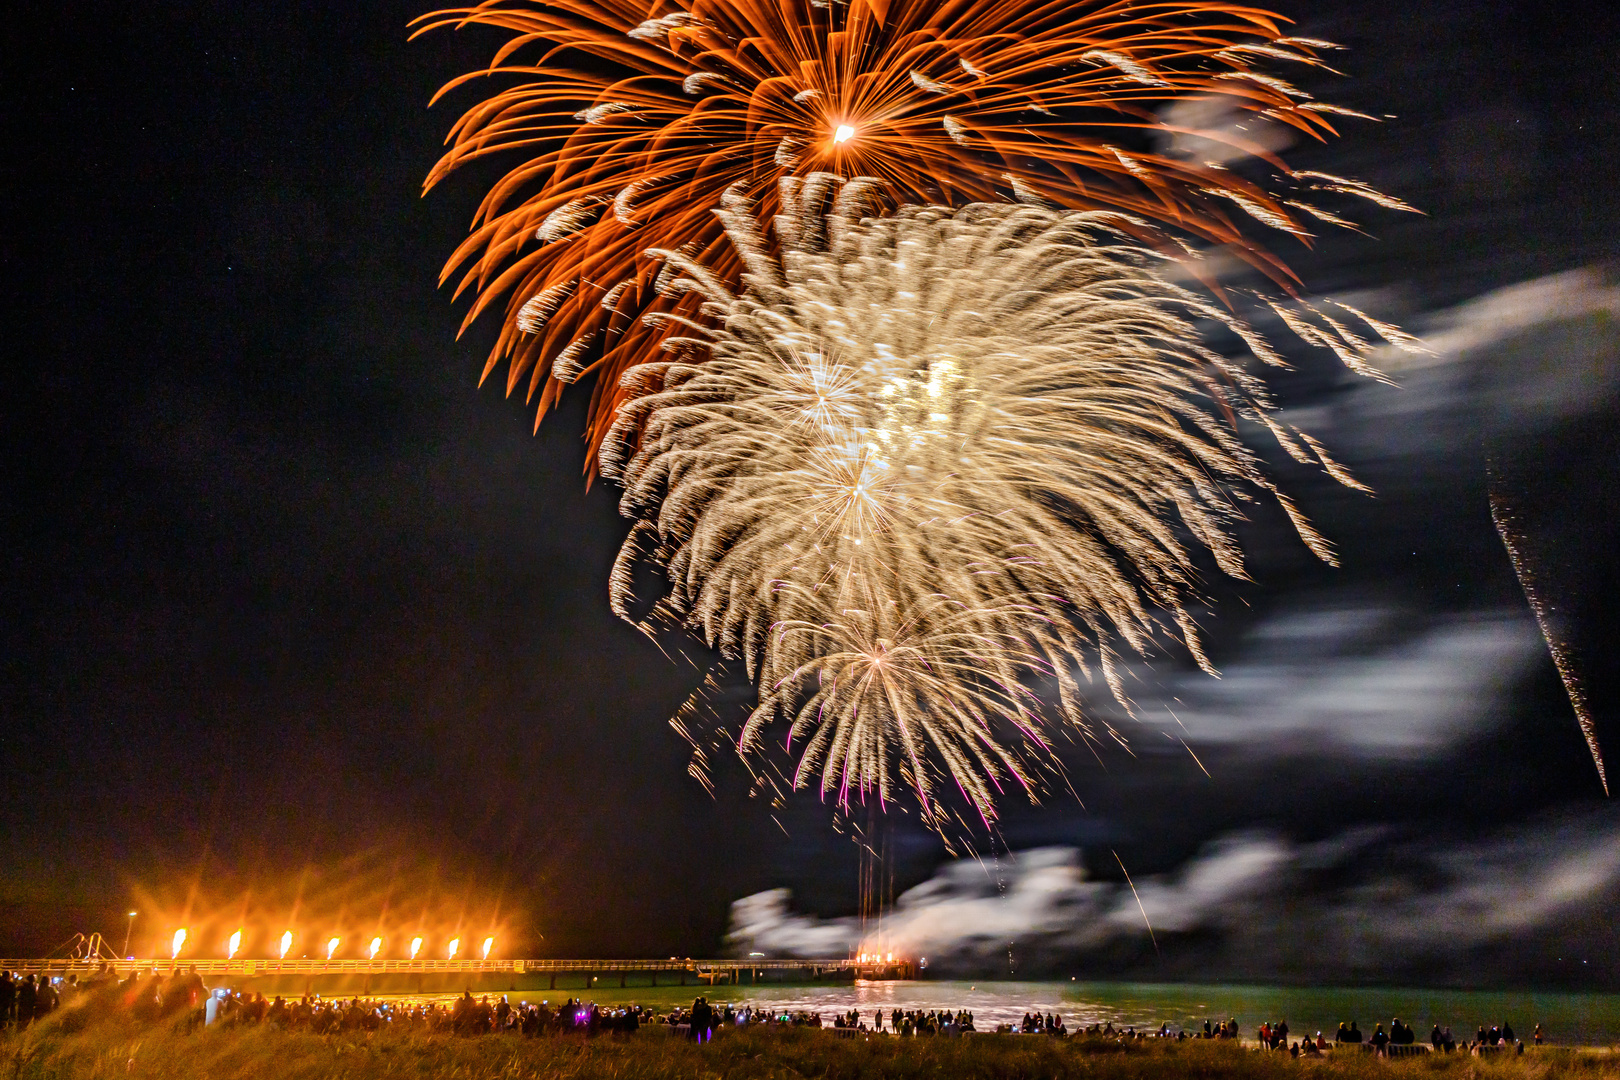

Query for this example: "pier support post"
[549,974,556,990]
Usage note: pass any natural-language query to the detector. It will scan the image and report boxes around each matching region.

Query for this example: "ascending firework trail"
[1488,459,1609,796]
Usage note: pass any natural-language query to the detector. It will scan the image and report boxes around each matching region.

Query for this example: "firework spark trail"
[1488,461,1609,796]
[1112,849,1158,955]
[414,0,1418,463]
[600,176,1413,826]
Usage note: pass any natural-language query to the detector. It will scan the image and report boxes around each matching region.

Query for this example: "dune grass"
[6,1015,1616,1080]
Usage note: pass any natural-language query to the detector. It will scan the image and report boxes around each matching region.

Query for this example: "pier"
[0,955,916,994]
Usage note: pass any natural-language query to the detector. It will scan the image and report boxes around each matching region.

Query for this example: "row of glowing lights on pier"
[165,929,496,962]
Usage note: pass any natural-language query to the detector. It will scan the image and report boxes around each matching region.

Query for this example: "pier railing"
[0,957,911,980]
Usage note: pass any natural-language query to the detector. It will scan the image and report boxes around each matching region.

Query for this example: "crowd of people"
[0,965,1549,1057]
[0,972,66,1027]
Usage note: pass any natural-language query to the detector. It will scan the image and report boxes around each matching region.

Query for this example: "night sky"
[3,1,1617,970]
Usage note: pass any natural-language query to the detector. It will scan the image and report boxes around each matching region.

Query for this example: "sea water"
[413,981,1620,1045]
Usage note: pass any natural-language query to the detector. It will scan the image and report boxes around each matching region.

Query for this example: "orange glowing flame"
[447,937,460,961]
[481,936,494,961]
[279,931,293,959]
[227,930,242,959]
[326,936,340,960]
[368,937,382,960]
[410,936,423,960]
[170,928,186,959]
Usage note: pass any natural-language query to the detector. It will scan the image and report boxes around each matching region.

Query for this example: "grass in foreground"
[6,1016,1617,1080]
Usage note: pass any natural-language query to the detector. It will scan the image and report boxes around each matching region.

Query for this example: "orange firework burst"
[415,0,1414,461]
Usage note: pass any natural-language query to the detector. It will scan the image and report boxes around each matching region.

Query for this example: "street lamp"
[123,912,138,958]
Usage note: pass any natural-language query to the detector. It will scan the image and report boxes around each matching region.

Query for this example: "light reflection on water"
[398,981,1620,1045]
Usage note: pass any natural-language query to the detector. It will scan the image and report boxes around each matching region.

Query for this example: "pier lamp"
[326,936,340,960]
[410,937,423,960]
[279,931,293,959]
[171,928,187,959]
[227,930,242,960]
[482,937,494,961]
[123,911,137,958]
[447,937,460,961]
[369,937,382,960]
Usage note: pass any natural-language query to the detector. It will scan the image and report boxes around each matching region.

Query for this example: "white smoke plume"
[727,810,1620,986]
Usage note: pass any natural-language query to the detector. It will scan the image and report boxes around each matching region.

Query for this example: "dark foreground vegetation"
[6,1012,1617,1080]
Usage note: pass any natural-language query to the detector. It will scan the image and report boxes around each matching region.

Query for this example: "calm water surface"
[410,981,1620,1046]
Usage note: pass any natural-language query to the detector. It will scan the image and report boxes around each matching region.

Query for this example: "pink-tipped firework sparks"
[415,0,1415,464]
[600,178,1418,828]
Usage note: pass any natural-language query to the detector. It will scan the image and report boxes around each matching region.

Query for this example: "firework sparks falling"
[601,177,1410,825]
[415,0,1415,462]
[1489,461,1608,796]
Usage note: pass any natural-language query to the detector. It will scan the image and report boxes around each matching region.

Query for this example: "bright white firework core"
[833,124,855,144]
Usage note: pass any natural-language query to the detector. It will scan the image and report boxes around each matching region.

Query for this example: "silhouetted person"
[16,976,37,1029]
[34,976,58,1021]
[0,971,14,1027]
